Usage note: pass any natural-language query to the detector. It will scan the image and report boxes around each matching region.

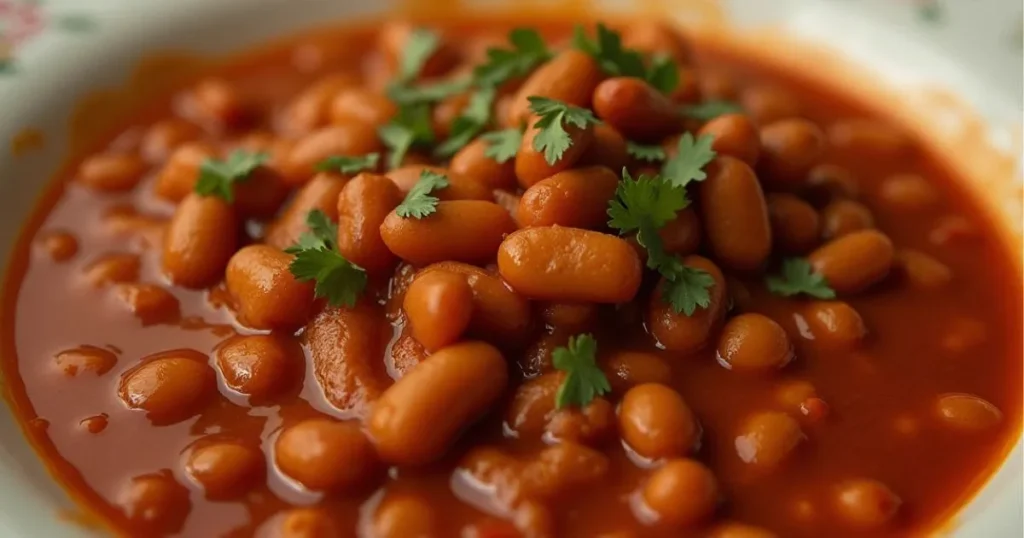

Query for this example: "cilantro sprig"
[626,141,666,163]
[480,128,523,164]
[378,104,435,169]
[388,77,472,106]
[285,210,368,308]
[682,100,745,121]
[434,87,496,158]
[572,23,679,94]
[315,153,380,175]
[395,28,440,85]
[474,28,553,88]
[766,258,836,299]
[395,170,449,219]
[662,132,717,188]
[528,97,601,165]
[552,334,610,409]
[194,150,268,202]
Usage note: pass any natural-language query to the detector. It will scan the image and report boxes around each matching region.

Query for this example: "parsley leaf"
[194,150,268,202]
[573,23,679,94]
[682,100,745,121]
[434,87,496,158]
[480,128,523,164]
[528,96,601,165]
[626,141,667,162]
[315,153,380,175]
[661,262,716,316]
[378,104,435,169]
[552,334,610,409]
[286,210,368,308]
[474,28,553,88]
[396,28,441,84]
[395,170,449,218]
[662,132,717,188]
[387,76,472,105]
[766,258,837,299]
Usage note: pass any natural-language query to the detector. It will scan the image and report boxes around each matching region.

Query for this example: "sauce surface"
[1,13,1021,538]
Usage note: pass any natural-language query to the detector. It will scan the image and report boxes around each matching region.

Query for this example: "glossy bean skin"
[115,283,181,326]
[225,245,315,330]
[380,201,516,266]
[450,138,518,191]
[336,173,403,275]
[648,256,727,353]
[117,472,191,535]
[367,341,508,465]
[329,87,397,128]
[640,459,719,528]
[403,270,474,352]
[516,118,595,189]
[716,314,794,374]
[808,230,894,294]
[740,86,800,125]
[734,411,805,469]
[118,354,216,426]
[279,124,383,186]
[820,200,875,240]
[215,334,302,402]
[505,49,603,127]
[698,157,772,271]
[592,78,681,142]
[387,165,491,201]
[264,172,347,250]
[799,301,867,350]
[153,142,216,202]
[185,440,264,500]
[935,393,1003,431]
[759,119,825,188]
[419,262,532,346]
[517,166,619,229]
[498,227,642,303]
[698,114,761,167]
[834,479,902,528]
[77,153,148,192]
[275,418,381,492]
[602,351,672,394]
[659,208,702,256]
[579,124,630,173]
[766,193,819,254]
[619,383,701,460]
[162,193,237,289]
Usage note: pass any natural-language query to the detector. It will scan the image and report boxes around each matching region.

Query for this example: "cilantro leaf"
[662,132,717,188]
[766,258,837,299]
[646,54,680,94]
[286,210,367,308]
[387,76,472,105]
[662,264,715,316]
[626,141,667,162]
[284,209,338,254]
[396,170,449,218]
[315,153,380,175]
[434,87,496,158]
[528,96,601,165]
[552,334,610,409]
[194,150,268,202]
[607,168,688,233]
[480,128,523,164]
[473,28,553,88]
[682,100,745,121]
[573,23,679,93]
[396,28,440,84]
[378,104,435,169]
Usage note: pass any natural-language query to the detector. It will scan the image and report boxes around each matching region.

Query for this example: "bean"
[699,71,740,101]
[539,302,599,332]
[225,245,315,330]
[507,372,613,444]
[820,200,875,240]
[808,230,894,294]
[805,163,860,206]
[141,119,202,163]
[515,117,595,188]
[80,415,108,434]
[935,393,1003,431]
[545,397,616,446]
[387,165,491,201]
[699,156,771,271]
[799,301,867,349]
[279,73,360,136]
[118,353,216,425]
[403,270,474,352]
[774,380,819,415]
[517,166,619,229]
[698,113,760,167]
[759,118,825,189]
[84,253,140,287]
[717,313,794,373]
[117,472,190,534]
[834,479,901,527]
[37,230,79,262]
[602,351,672,394]
[188,78,245,127]
[215,334,302,402]
[648,256,727,353]
[279,124,383,186]
[162,193,237,288]
[450,138,518,191]
[734,411,804,469]
[329,87,397,128]
[639,459,718,527]
[941,317,987,355]
[336,172,403,275]
[185,440,263,499]
[275,418,380,491]
[895,249,952,289]
[420,262,532,345]
[367,341,508,465]
[54,345,118,377]
[706,522,779,538]
[77,153,148,192]
[271,508,338,538]
[234,166,291,219]
[929,214,978,246]
[740,86,800,125]
[505,49,603,127]
[153,142,216,202]
[659,208,702,256]
[766,193,819,254]
[579,124,630,172]
[264,172,346,250]
[593,77,682,142]
[492,189,522,226]
[621,21,690,63]
[381,200,516,266]
[517,331,567,378]
[371,495,436,538]
[102,206,166,248]
[114,283,181,326]
[498,227,642,303]
[620,383,701,460]
[378,22,457,80]
[828,119,910,157]
[879,173,938,212]
[520,442,610,500]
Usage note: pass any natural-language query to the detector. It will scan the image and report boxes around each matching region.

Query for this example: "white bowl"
[0,0,1020,536]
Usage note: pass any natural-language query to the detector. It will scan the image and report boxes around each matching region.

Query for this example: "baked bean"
[834,479,901,527]
[828,119,910,157]
[516,331,567,378]
[36,230,79,262]
[378,22,457,79]
[929,214,978,246]
[759,118,825,188]
[102,206,167,248]
[188,78,245,127]
[117,472,190,534]
[381,201,516,265]
[329,87,397,128]
[432,92,471,139]
[387,165,491,201]
[513,500,556,538]
[935,393,1003,431]
[114,283,182,326]
[799,301,867,349]
[80,414,108,434]
[539,302,599,332]
[368,341,508,465]
[215,334,301,402]
[498,227,642,303]
[54,345,118,377]
[706,522,779,538]
[141,118,202,163]
[515,117,595,188]
[571,124,628,174]
[389,328,429,379]
[279,124,383,186]
[225,245,316,330]
[450,138,518,191]
[520,442,610,500]
[518,166,619,229]
[805,163,860,205]
[820,200,875,240]
[593,78,682,142]
[153,142,217,202]
[766,193,819,254]
[621,21,690,63]
[118,354,216,425]
[545,397,616,446]
[185,440,264,499]
[403,270,474,351]
[638,459,718,527]
[84,253,140,287]
[620,383,700,460]
[774,380,818,415]
[671,68,701,104]
[307,303,392,416]
[659,208,702,256]
[699,156,772,271]
[336,173,403,275]
[940,317,987,354]
[371,494,436,538]
[602,351,672,394]
[698,114,760,166]
[880,173,939,212]
[234,166,291,219]
[505,49,603,127]
[699,71,740,101]
[163,193,237,288]
[420,262,532,345]
[264,172,347,250]
[77,152,148,192]
[717,313,794,373]
[808,230,894,294]
[275,418,380,491]
[493,189,522,226]
[895,249,952,288]
[734,411,805,468]
[740,86,800,125]
[272,508,339,538]
[648,256,727,353]
[279,73,360,136]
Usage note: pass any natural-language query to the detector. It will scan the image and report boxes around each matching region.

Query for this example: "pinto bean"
[505,49,603,127]
[517,166,619,229]
[162,193,237,289]
[380,201,516,266]
[698,157,772,271]
[648,256,727,353]
[808,230,894,294]
[593,77,682,142]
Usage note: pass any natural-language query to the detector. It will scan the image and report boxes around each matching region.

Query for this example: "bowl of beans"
[0,0,1020,537]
